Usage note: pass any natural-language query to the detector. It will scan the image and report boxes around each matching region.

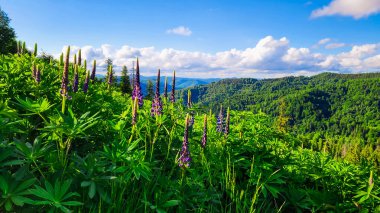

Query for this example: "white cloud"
[318,38,331,45]
[325,43,346,49]
[166,26,192,36]
[311,0,380,19]
[56,36,380,78]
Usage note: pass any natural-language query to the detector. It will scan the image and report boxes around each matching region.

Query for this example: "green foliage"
[0,7,17,54]
[0,48,379,212]
[120,65,132,95]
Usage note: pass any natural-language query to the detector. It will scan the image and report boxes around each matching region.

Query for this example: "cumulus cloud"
[166,26,192,36]
[311,0,380,19]
[57,36,380,78]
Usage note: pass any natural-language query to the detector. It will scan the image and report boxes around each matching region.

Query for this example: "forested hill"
[182,72,380,143]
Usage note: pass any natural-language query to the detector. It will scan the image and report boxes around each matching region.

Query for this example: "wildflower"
[179,114,191,168]
[59,53,63,66]
[60,46,70,97]
[107,65,113,87]
[163,76,168,100]
[73,54,77,65]
[72,65,79,93]
[33,43,38,57]
[132,97,138,125]
[225,107,230,136]
[216,105,223,132]
[78,49,81,66]
[35,65,41,84]
[189,114,194,127]
[151,69,163,116]
[90,60,96,82]
[32,62,36,79]
[132,58,143,106]
[170,71,176,103]
[201,114,207,148]
[187,90,192,108]
[83,71,90,93]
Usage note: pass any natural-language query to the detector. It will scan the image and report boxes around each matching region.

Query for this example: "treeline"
[181,72,380,166]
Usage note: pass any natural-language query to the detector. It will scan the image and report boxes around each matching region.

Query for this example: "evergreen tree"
[0,7,17,54]
[146,80,154,100]
[120,65,132,95]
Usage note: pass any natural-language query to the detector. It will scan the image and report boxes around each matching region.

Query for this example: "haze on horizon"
[1,0,380,78]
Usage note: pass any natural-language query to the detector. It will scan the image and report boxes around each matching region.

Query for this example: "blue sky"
[1,0,380,78]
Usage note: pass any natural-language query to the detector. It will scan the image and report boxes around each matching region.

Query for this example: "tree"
[146,80,154,100]
[0,7,17,54]
[120,66,132,95]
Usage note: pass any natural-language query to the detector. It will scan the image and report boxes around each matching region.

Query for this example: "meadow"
[0,43,379,212]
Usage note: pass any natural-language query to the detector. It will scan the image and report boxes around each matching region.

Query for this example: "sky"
[1,0,380,78]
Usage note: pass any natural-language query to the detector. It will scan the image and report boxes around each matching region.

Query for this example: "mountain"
[182,72,380,143]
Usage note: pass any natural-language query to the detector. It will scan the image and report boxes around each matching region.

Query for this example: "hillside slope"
[183,72,380,143]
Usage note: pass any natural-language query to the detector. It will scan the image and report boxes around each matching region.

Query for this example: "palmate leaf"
[28,179,82,212]
[0,173,35,211]
[14,97,54,115]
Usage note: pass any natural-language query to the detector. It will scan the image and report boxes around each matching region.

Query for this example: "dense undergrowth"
[0,47,379,212]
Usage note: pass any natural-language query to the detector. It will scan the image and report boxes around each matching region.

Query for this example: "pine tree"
[120,65,132,95]
[146,80,154,100]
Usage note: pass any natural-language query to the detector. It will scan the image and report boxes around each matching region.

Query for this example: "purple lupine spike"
[83,71,90,93]
[151,69,163,116]
[188,113,194,127]
[60,46,70,97]
[90,60,96,83]
[78,49,82,66]
[216,105,224,132]
[201,114,207,148]
[224,107,230,136]
[72,65,79,93]
[187,90,192,108]
[132,58,143,106]
[170,71,176,103]
[32,63,36,79]
[132,97,138,125]
[163,76,168,100]
[179,114,191,168]
[35,65,41,84]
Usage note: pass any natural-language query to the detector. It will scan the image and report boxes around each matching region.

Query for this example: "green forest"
[182,73,380,168]
[0,43,379,212]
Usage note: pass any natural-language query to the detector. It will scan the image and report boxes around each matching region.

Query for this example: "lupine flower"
[83,71,90,93]
[33,43,38,57]
[216,105,224,132]
[35,65,41,84]
[84,60,87,74]
[225,107,230,136]
[107,65,113,88]
[187,90,192,108]
[132,97,138,125]
[78,49,82,66]
[132,58,143,106]
[17,41,21,55]
[90,60,96,82]
[32,62,36,78]
[170,71,176,103]
[163,76,168,100]
[201,114,207,148]
[179,114,191,168]
[188,114,194,127]
[72,65,79,93]
[73,54,77,65]
[60,46,70,98]
[59,53,63,66]
[151,69,163,116]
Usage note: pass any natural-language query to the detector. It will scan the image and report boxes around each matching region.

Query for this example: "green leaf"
[162,200,180,208]
[89,182,96,199]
